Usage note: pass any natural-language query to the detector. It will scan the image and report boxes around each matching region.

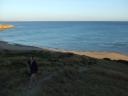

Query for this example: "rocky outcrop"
[0,24,15,29]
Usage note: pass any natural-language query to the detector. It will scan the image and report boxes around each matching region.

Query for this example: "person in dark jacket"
[28,56,38,76]
[28,56,38,88]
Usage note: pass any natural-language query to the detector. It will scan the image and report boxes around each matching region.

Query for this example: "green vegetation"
[0,50,128,96]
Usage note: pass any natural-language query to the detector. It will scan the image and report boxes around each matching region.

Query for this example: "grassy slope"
[0,50,128,96]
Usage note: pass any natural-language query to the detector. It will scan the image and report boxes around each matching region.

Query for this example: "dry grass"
[0,50,128,96]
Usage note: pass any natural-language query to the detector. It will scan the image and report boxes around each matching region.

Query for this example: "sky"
[0,0,128,21]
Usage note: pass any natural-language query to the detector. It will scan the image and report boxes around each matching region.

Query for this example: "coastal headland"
[0,24,15,29]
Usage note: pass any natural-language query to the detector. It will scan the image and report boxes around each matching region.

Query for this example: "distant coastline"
[0,24,15,29]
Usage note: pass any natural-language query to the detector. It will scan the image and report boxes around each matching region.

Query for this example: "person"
[28,56,38,76]
[27,56,38,88]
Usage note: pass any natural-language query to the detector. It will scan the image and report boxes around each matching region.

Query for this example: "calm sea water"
[0,21,128,54]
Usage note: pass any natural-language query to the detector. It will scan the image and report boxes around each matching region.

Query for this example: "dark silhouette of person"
[27,57,38,88]
[28,57,38,76]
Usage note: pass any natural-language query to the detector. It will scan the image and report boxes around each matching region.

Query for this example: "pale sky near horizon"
[0,0,128,21]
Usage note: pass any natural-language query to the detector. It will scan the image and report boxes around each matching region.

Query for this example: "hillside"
[0,49,128,96]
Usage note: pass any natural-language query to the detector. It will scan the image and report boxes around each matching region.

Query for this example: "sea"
[0,21,128,54]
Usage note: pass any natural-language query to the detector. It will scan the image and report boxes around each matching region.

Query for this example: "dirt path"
[20,71,62,96]
[20,67,88,96]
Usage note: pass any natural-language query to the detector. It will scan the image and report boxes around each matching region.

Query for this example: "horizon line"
[0,20,128,22]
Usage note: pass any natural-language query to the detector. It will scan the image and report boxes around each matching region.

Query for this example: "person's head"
[30,56,34,61]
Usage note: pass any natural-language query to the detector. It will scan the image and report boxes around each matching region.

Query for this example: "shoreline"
[46,48,128,61]
[0,41,42,51]
[0,40,128,61]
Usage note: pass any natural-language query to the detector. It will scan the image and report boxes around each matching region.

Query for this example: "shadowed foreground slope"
[0,50,128,96]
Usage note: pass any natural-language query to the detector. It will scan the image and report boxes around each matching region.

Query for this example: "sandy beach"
[0,41,128,61]
[69,51,128,61]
